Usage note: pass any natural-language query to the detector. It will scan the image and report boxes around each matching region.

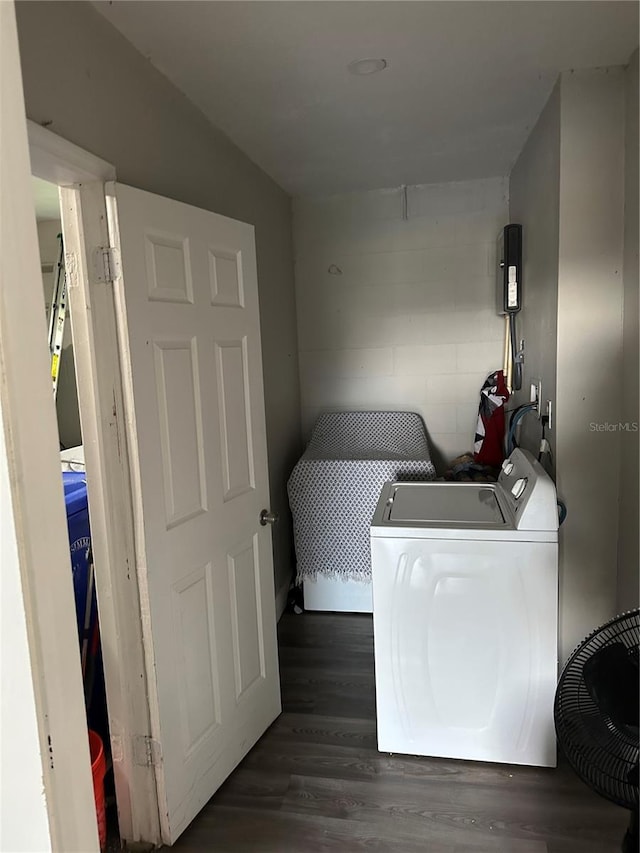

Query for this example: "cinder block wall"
[293,177,509,465]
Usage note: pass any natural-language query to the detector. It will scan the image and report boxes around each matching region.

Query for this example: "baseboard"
[275,578,290,622]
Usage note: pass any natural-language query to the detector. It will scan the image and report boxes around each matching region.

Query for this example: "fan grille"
[554,610,639,810]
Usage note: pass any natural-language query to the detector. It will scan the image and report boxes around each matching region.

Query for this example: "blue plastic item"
[62,472,95,645]
[62,473,107,736]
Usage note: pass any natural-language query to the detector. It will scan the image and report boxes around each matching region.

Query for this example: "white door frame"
[1,4,98,847]
[28,122,161,845]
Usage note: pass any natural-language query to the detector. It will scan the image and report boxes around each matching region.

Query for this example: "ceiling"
[32,177,61,222]
[95,1,638,197]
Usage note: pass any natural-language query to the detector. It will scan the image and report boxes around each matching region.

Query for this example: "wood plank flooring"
[172,612,628,852]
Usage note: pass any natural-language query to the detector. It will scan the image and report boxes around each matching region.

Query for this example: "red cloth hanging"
[473,370,510,467]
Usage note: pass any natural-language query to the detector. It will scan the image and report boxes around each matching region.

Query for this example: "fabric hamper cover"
[288,411,436,584]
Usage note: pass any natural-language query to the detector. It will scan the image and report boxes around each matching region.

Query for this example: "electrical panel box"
[497,224,523,315]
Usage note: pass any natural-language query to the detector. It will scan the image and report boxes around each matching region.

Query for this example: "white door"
[106,184,281,843]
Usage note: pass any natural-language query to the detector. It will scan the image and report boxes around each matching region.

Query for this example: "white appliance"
[370,449,558,768]
[60,445,85,471]
[304,576,373,613]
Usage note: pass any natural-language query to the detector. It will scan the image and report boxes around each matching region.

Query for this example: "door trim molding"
[28,124,161,845]
[28,120,115,184]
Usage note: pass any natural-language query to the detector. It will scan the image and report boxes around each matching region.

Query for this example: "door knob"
[260,509,279,526]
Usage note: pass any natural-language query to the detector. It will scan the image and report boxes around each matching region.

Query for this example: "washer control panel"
[498,450,558,531]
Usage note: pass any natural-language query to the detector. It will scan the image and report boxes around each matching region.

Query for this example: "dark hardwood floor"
[173,612,628,852]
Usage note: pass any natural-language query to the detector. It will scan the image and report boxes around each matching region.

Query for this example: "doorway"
[27,131,161,848]
[31,173,126,849]
[25,123,282,849]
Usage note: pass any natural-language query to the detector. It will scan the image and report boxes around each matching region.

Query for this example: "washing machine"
[370,448,558,768]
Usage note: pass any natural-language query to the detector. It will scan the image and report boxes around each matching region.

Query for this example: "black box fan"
[554,610,639,853]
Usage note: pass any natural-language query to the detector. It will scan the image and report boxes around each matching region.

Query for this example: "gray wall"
[509,83,561,468]
[618,49,639,611]
[556,68,625,659]
[17,1,301,595]
[510,67,627,662]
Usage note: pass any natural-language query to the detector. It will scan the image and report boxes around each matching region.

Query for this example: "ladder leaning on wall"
[47,233,67,399]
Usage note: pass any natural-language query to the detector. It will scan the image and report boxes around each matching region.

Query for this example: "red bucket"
[88,730,107,850]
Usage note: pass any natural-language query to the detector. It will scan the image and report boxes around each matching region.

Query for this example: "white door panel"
[106,183,281,843]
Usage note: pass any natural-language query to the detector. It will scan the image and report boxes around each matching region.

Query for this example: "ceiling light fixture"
[348,58,388,76]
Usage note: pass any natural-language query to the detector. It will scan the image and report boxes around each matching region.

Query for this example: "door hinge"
[92,246,121,283]
[133,735,161,768]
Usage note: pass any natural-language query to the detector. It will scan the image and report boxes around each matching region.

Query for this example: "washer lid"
[386,483,508,527]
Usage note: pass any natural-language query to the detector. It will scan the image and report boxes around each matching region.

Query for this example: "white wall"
[37,218,82,450]
[0,400,52,852]
[1,4,97,847]
[293,177,509,466]
[510,67,627,662]
[617,48,639,612]
[38,219,61,318]
[16,0,301,594]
